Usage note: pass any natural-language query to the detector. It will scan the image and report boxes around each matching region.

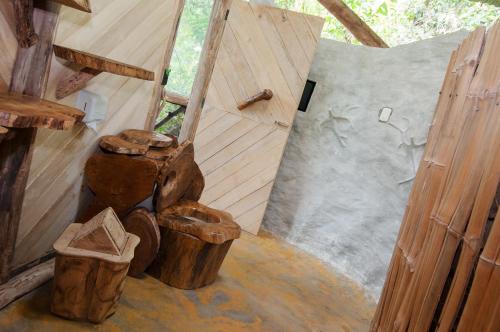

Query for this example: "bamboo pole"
[178,0,232,143]
[316,0,388,48]
[457,210,500,331]
[371,24,498,331]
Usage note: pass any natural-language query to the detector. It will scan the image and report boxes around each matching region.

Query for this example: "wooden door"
[194,0,323,234]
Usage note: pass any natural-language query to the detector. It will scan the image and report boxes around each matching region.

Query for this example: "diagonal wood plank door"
[194,0,323,234]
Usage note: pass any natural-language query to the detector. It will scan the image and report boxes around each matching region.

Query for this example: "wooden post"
[317,0,388,48]
[178,0,232,143]
[0,3,60,283]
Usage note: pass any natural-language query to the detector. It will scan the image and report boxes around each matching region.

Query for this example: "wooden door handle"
[237,89,273,110]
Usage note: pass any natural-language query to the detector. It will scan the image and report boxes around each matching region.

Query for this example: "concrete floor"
[0,232,375,331]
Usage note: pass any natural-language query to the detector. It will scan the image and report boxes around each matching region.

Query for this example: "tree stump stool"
[148,201,241,289]
[51,208,140,323]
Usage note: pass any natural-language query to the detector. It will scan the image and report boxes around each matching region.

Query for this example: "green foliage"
[157,0,499,134]
[274,0,499,46]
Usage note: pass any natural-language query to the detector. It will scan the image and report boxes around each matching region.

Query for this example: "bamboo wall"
[372,22,500,331]
[11,0,183,270]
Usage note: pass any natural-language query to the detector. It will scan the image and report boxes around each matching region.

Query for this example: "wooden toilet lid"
[157,201,241,244]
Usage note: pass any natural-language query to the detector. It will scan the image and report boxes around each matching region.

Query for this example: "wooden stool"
[149,201,241,289]
[51,208,139,323]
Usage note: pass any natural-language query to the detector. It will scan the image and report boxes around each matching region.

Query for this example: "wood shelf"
[0,93,84,130]
[50,0,92,13]
[53,45,155,99]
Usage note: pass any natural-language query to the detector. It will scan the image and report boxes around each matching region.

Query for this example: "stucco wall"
[262,31,468,299]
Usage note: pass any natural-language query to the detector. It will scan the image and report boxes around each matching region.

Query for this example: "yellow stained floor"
[0,232,375,331]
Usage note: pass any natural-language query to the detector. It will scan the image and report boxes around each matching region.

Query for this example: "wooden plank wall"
[0,2,18,92]
[12,0,183,269]
[194,0,323,234]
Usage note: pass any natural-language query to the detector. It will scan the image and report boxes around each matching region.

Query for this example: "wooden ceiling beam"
[317,0,388,48]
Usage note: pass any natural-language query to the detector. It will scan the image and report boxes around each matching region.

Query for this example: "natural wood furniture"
[83,154,158,220]
[156,142,196,212]
[149,201,240,289]
[119,129,174,148]
[148,141,240,289]
[237,89,273,110]
[53,45,155,99]
[99,135,149,155]
[51,208,139,323]
[0,93,84,284]
[122,208,160,277]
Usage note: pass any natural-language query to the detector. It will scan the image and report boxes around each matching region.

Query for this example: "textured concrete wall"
[262,31,468,300]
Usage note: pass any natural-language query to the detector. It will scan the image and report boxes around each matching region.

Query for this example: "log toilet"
[149,142,241,289]
[51,208,140,323]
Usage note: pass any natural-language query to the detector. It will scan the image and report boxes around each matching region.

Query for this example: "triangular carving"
[69,208,127,255]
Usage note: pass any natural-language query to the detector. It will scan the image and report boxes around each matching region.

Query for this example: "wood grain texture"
[372,24,499,331]
[158,200,240,244]
[237,88,273,110]
[457,210,500,332]
[51,255,129,323]
[14,0,184,270]
[0,258,54,310]
[148,228,233,289]
[182,161,205,201]
[49,0,92,12]
[119,129,174,148]
[194,1,323,234]
[156,142,195,212]
[54,67,100,99]
[317,0,388,47]
[0,93,84,129]
[0,4,60,283]
[99,135,148,155]
[53,45,155,80]
[178,0,232,142]
[84,154,158,219]
[13,0,39,48]
[51,221,139,323]
[163,89,189,107]
[0,2,18,93]
[122,208,160,277]
[69,207,127,256]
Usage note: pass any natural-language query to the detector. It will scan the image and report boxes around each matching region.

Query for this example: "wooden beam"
[145,0,185,131]
[164,89,189,107]
[178,0,233,142]
[13,0,39,48]
[53,45,155,99]
[317,0,388,48]
[0,3,60,284]
[0,259,55,310]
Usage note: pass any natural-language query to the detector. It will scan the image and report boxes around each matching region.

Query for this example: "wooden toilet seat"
[157,201,241,244]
